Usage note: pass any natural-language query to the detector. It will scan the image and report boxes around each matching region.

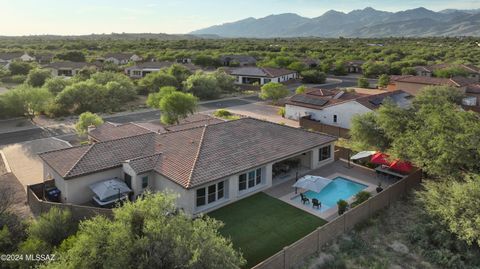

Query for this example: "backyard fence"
[252,168,422,269]
[27,181,113,221]
[300,116,350,139]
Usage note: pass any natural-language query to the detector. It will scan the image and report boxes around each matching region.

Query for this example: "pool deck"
[264,160,393,221]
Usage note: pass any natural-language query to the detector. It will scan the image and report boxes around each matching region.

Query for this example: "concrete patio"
[264,160,394,221]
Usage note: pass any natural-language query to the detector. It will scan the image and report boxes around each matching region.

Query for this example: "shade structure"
[370,152,391,165]
[389,160,414,173]
[89,178,132,201]
[351,151,377,160]
[292,175,332,193]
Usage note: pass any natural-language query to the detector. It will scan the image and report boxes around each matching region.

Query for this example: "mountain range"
[190,7,480,38]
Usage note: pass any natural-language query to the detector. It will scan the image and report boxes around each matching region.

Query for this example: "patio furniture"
[312,198,321,209]
[300,193,310,204]
[292,175,332,193]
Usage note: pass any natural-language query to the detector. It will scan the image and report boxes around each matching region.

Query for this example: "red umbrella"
[370,152,391,165]
[389,160,414,173]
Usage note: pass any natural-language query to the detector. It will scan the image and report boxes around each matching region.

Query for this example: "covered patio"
[265,160,393,220]
[271,151,313,186]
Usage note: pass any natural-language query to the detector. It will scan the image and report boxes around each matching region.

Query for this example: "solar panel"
[369,97,384,106]
[291,95,329,106]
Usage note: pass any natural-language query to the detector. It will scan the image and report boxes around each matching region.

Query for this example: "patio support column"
[265,163,273,188]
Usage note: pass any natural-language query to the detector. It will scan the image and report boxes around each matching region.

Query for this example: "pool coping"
[277,172,377,220]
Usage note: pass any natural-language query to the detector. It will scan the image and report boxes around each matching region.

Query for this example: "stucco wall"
[286,101,372,129]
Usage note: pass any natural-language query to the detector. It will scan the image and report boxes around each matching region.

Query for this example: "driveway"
[1,138,71,189]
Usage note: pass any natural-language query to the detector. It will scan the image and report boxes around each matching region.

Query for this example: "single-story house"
[345,60,365,73]
[39,118,336,215]
[103,53,142,65]
[388,75,479,108]
[0,52,35,63]
[302,58,320,69]
[44,61,96,77]
[176,57,193,64]
[230,67,298,85]
[125,61,200,78]
[220,55,257,67]
[88,114,224,142]
[414,64,480,81]
[35,53,54,64]
[285,88,411,129]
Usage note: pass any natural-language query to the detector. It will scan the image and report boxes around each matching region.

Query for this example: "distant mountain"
[190,7,480,38]
[0,33,220,40]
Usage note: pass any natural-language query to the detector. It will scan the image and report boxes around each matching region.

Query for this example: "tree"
[9,61,33,75]
[159,92,197,124]
[259,82,290,104]
[146,86,177,108]
[1,86,53,121]
[418,175,480,247]
[138,71,178,94]
[26,68,52,87]
[46,192,245,269]
[349,112,390,152]
[434,66,469,78]
[167,64,192,84]
[183,72,221,100]
[43,77,71,95]
[56,51,86,62]
[295,85,307,94]
[362,61,390,78]
[333,61,347,76]
[301,70,326,84]
[212,70,236,93]
[377,74,390,88]
[56,81,105,113]
[193,54,220,67]
[401,67,417,75]
[287,61,306,72]
[75,112,104,135]
[357,77,370,88]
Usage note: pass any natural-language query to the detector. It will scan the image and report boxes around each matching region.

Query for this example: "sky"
[1,0,480,36]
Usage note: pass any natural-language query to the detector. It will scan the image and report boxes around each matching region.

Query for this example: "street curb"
[0,150,12,173]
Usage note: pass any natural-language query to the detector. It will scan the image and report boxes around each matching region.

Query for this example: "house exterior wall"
[43,162,123,204]
[153,173,195,213]
[285,101,372,129]
[235,72,297,85]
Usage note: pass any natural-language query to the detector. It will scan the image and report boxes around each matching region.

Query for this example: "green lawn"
[208,192,327,268]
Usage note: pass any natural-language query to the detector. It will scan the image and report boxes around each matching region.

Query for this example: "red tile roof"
[390,75,475,87]
[40,118,336,188]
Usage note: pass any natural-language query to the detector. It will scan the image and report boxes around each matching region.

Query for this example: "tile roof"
[286,89,411,110]
[40,118,336,188]
[220,55,257,64]
[125,61,200,72]
[89,114,222,142]
[0,52,25,60]
[104,53,137,61]
[390,75,475,87]
[230,67,296,78]
[45,61,91,69]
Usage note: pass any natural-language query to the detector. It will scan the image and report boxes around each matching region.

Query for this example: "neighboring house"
[176,57,192,64]
[414,63,480,81]
[39,118,336,215]
[45,61,94,77]
[35,53,54,64]
[103,53,142,65]
[345,60,365,73]
[88,114,224,142]
[302,58,319,69]
[125,61,200,78]
[285,88,411,129]
[220,55,257,67]
[388,75,479,108]
[0,52,35,63]
[230,67,298,85]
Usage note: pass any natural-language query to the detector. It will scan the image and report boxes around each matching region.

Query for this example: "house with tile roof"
[230,67,298,85]
[285,88,411,129]
[125,61,200,78]
[219,55,257,67]
[44,61,97,77]
[39,118,336,215]
[414,64,480,81]
[0,52,35,63]
[103,53,142,65]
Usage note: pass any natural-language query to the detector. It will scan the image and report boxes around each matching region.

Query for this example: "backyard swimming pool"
[292,176,368,212]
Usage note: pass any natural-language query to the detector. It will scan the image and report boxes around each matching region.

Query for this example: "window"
[196,188,206,207]
[239,168,262,191]
[141,176,148,188]
[319,145,331,161]
[196,181,225,207]
[264,78,271,83]
[333,115,338,123]
[133,70,141,76]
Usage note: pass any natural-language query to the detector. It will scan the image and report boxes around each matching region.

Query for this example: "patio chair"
[312,198,321,209]
[300,193,310,204]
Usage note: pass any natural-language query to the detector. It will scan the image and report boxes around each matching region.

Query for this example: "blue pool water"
[292,177,367,212]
